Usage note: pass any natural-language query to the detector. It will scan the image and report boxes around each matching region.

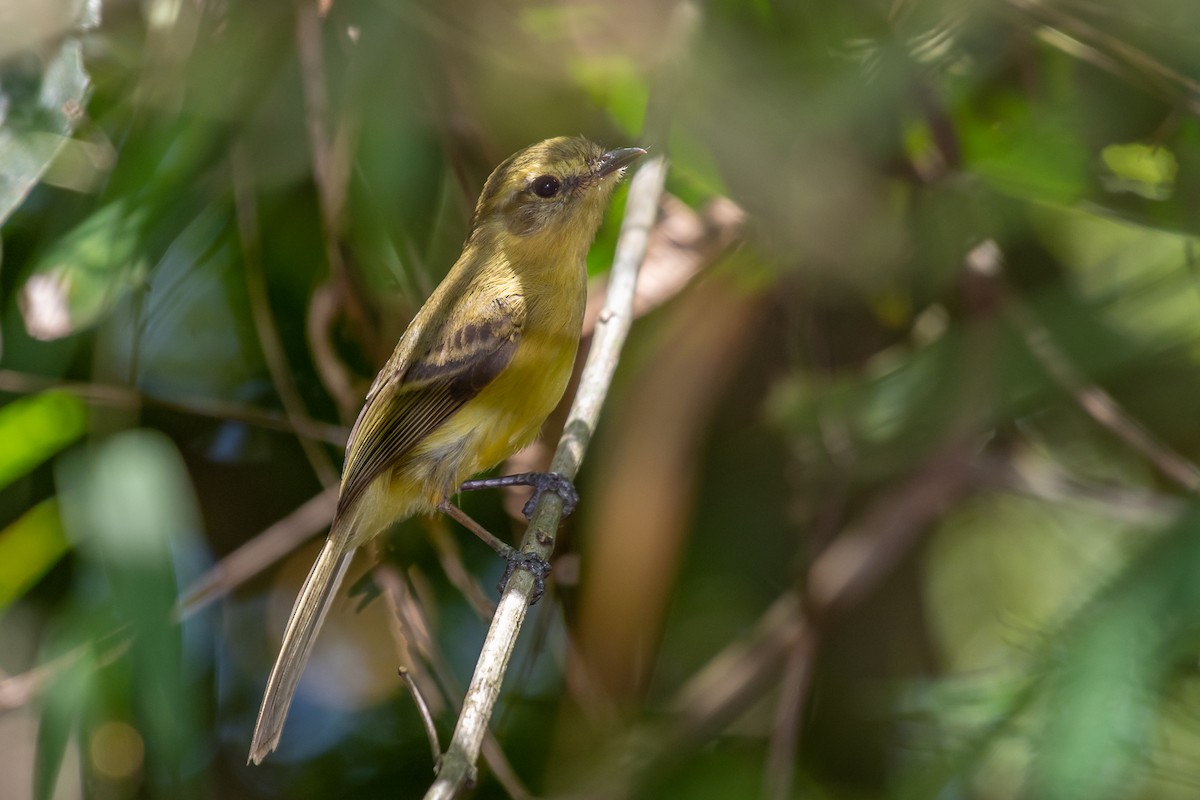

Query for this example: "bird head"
[468,137,646,253]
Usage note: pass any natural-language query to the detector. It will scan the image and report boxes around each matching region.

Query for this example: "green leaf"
[56,429,202,784]
[34,630,94,800]
[1030,507,1200,799]
[0,390,87,491]
[1031,204,1200,349]
[0,498,71,610]
[959,90,1090,205]
[1099,142,1178,200]
[569,55,648,138]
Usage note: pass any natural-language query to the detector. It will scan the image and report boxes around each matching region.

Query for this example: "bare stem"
[177,487,339,618]
[400,666,443,767]
[232,143,339,488]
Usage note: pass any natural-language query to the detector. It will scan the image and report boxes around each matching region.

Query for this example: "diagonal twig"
[177,487,339,618]
[1011,304,1200,493]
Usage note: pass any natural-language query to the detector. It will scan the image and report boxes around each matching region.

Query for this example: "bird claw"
[498,551,552,605]
[520,472,578,520]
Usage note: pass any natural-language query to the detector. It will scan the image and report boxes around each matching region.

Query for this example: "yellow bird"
[249,137,645,764]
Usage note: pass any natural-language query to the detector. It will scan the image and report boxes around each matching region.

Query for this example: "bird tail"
[248,534,356,764]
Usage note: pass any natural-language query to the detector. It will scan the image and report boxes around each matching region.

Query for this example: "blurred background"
[3,0,1200,797]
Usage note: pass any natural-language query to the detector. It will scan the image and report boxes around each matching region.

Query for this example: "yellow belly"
[343,246,587,547]
[406,326,578,496]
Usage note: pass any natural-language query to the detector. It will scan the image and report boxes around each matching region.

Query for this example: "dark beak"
[595,147,647,177]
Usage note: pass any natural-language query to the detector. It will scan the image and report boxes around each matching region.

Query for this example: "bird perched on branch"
[249,136,645,764]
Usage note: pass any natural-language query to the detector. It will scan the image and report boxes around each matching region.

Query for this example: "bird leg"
[436,500,514,557]
[435,499,552,604]
[457,471,579,519]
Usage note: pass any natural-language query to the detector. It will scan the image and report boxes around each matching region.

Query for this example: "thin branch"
[974,237,1200,494]
[307,280,362,422]
[479,736,533,800]
[765,630,820,800]
[232,143,339,488]
[1011,303,1200,493]
[0,647,87,711]
[0,631,130,711]
[400,666,443,767]
[1005,0,1200,114]
[0,369,346,446]
[973,450,1182,523]
[424,155,669,800]
[423,516,497,620]
[177,487,339,618]
[295,0,345,239]
[373,564,446,716]
[670,593,808,738]
[374,564,532,800]
[669,442,977,741]
[295,0,379,376]
[805,443,978,616]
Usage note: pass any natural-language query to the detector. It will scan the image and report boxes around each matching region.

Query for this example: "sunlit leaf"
[57,428,197,567]
[0,390,87,491]
[1100,142,1178,200]
[665,128,730,204]
[0,498,70,610]
[925,491,1135,674]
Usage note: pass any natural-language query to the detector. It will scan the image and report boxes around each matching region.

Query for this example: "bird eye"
[531,175,561,198]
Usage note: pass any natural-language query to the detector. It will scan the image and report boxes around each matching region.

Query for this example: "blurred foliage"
[2,0,1200,798]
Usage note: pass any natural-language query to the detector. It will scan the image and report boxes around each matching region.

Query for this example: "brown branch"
[670,593,808,748]
[1005,0,1200,114]
[1014,308,1200,493]
[973,449,1182,523]
[306,281,362,422]
[976,237,1200,493]
[373,565,532,799]
[0,369,346,446]
[177,487,339,618]
[653,442,977,799]
[295,0,378,370]
[422,516,496,620]
[765,630,820,800]
[0,633,130,712]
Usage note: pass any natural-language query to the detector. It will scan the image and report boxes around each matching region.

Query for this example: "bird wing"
[336,293,524,517]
